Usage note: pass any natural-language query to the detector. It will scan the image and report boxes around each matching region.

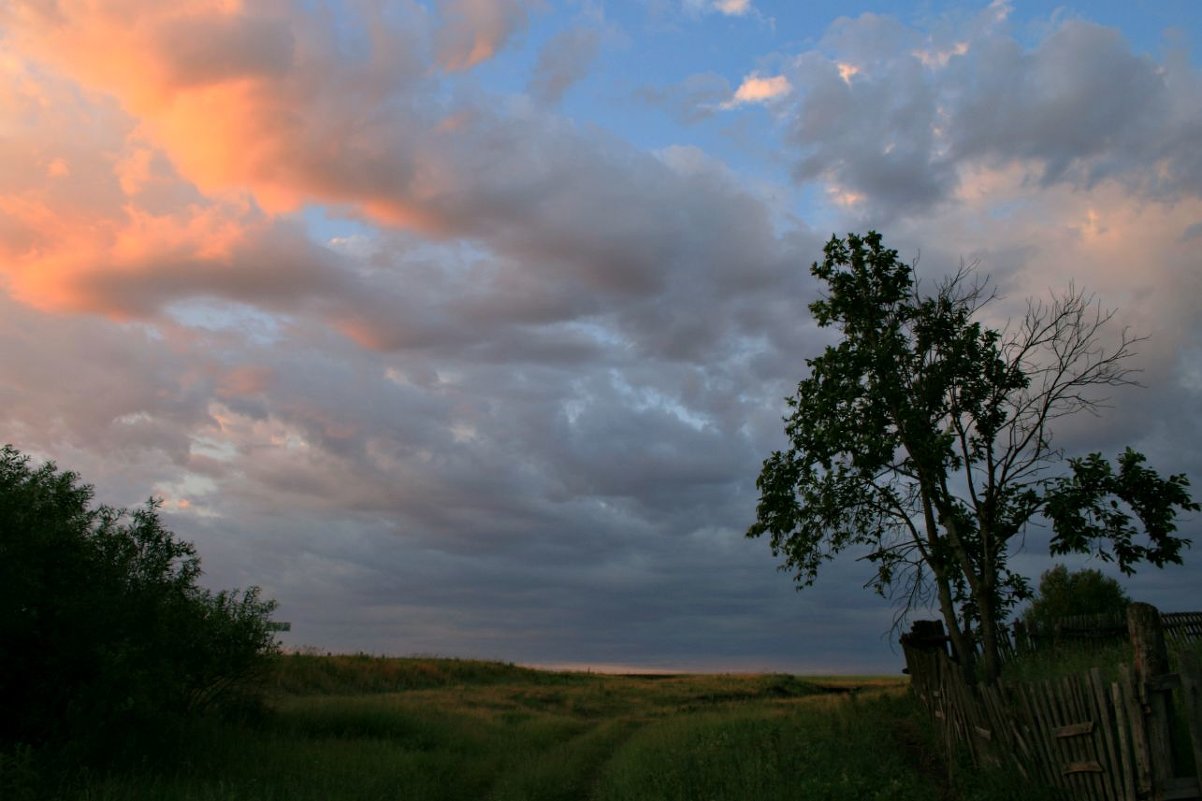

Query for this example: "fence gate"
[902,603,1202,801]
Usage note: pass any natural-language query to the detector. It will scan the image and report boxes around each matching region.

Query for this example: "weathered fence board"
[1180,649,1202,794]
[902,605,1202,801]
[1164,613,1202,644]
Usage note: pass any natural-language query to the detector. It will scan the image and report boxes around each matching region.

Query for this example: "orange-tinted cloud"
[3,0,435,223]
[435,0,530,71]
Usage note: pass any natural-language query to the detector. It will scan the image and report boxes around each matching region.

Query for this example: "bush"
[1022,564,1130,634]
[0,445,279,756]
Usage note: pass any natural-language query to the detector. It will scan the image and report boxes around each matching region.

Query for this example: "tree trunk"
[977,586,1002,683]
[931,559,975,677]
[919,487,977,677]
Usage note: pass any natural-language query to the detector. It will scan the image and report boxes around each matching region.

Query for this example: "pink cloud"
[721,73,791,109]
[217,365,276,400]
[714,0,752,16]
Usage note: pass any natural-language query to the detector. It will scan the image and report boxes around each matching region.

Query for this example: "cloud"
[781,11,1202,219]
[682,0,754,18]
[3,1,434,218]
[1,0,1200,674]
[527,26,601,105]
[2,0,795,336]
[721,72,791,109]
[638,72,733,123]
[946,21,1189,191]
[714,0,752,16]
[436,0,531,71]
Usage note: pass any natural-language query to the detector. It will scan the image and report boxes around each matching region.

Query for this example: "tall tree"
[748,232,1197,682]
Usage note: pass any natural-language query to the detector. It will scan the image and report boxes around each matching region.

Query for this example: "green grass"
[1001,630,1202,685]
[12,654,1059,801]
[1001,638,1133,683]
[267,652,585,695]
[593,695,930,801]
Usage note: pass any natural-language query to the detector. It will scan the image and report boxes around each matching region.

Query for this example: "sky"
[2,0,1201,674]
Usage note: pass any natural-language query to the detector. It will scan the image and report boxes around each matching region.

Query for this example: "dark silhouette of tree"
[748,232,1196,682]
[0,444,279,755]
[1022,564,1130,635]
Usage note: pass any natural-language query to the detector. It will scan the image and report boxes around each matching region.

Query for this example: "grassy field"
[17,654,1053,801]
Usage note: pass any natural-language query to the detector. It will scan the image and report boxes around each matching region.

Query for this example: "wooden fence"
[1015,612,1202,653]
[902,604,1202,801]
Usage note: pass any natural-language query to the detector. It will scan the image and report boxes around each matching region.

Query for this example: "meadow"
[22,653,1059,801]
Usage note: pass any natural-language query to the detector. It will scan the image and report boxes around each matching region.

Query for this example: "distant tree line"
[0,445,280,761]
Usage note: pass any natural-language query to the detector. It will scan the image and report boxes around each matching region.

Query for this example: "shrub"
[1022,564,1130,635]
[0,445,279,755]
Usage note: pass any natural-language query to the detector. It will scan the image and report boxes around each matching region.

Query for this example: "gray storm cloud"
[1,2,1200,672]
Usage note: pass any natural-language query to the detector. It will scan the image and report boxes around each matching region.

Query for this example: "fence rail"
[1014,611,1202,651]
[903,604,1202,801]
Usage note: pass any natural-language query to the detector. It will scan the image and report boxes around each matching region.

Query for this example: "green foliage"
[1046,450,1197,571]
[749,231,1196,682]
[1022,564,1131,633]
[0,444,279,756]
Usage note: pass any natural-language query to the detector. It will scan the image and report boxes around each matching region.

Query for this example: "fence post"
[1128,602,1176,800]
[1178,649,1202,790]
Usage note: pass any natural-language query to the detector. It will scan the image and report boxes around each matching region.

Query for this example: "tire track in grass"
[486,716,650,801]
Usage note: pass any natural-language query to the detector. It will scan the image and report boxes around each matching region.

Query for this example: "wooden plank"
[1130,603,1171,689]
[1070,674,1109,801]
[1162,777,1202,801]
[1013,680,1058,789]
[1148,673,1182,693]
[951,662,980,760]
[1129,603,1178,795]
[1089,668,1123,801]
[1162,612,1202,645]
[1082,671,1118,801]
[1060,675,1094,799]
[1072,672,1110,801]
[1049,679,1078,794]
[977,683,997,757]
[1060,676,1088,799]
[1120,663,1154,798]
[1057,721,1097,738]
[1027,680,1059,790]
[985,682,1022,772]
[1146,685,1178,790]
[1063,761,1105,775]
[1112,678,1137,801]
[989,682,1031,778]
[1027,681,1063,789]
[1177,650,1202,792]
[1008,719,1034,781]
[1045,678,1076,795]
